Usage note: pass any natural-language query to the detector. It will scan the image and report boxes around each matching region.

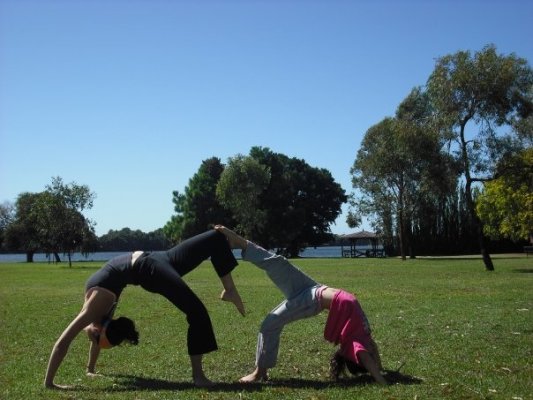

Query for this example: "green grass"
[1,255,532,400]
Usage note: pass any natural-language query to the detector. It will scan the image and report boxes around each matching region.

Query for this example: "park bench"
[524,246,533,257]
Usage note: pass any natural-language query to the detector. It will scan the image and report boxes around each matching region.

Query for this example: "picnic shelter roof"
[341,230,378,240]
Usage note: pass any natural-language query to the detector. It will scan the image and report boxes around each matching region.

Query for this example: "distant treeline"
[97,228,173,252]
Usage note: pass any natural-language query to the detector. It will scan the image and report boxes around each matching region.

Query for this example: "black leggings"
[136,230,238,355]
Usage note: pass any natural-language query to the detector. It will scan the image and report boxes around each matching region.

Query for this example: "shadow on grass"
[327,370,422,387]
[88,375,264,393]
[77,370,422,393]
[260,370,422,389]
[512,268,533,273]
[59,265,102,270]
[383,370,424,385]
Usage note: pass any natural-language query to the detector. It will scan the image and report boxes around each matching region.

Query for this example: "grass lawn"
[0,255,531,400]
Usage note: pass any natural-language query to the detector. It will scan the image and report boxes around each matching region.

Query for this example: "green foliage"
[350,88,456,259]
[427,44,532,179]
[164,158,234,241]
[46,176,95,211]
[4,192,43,254]
[0,201,14,250]
[350,45,532,265]
[166,149,346,256]
[98,227,172,251]
[227,147,347,257]
[426,44,532,269]
[4,177,97,263]
[1,256,532,400]
[476,149,533,241]
[216,154,271,237]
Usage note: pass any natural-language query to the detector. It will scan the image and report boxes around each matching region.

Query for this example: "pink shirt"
[323,290,371,364]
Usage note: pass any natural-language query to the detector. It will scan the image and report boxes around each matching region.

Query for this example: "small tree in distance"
[4,177,97,265]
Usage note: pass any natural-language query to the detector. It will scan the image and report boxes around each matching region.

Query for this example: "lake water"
[0,245,381,263]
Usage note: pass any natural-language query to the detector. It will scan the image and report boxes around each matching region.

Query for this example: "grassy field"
[0,255,531,400]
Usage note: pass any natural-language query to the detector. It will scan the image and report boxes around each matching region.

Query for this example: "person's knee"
[186,300,210,322]
[206,228,224,244]
[260,313,283,334]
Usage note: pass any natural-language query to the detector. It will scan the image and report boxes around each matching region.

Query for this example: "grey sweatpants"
[242,241,324,368]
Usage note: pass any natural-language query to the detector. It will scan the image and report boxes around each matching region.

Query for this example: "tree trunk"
[460,121,494,271]
[465,180,494,271]
[54,252,61,263]
[474,215,495,271]
[398,217,406,260]
[26,252,34,263]
[398,186,406,261]
[408,221,416,259]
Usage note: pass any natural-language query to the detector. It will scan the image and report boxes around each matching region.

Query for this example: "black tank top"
[85,252,143,298]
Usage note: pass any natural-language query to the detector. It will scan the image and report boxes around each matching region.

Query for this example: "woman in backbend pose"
[214,225,387,385]
[44,228,245,389]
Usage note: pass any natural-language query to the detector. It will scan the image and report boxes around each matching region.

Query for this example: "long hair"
[330,349,367,381]
[105,317,139,346]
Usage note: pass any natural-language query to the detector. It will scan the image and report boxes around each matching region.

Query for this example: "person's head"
[329,349,367,381]
[100,317,139,348]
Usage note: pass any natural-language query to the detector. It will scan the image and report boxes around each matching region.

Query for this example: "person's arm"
[44,310,94,388]
[367,338,383,370]
[85,328,102,376]
[358,351,388,385]
[44,289,114,388]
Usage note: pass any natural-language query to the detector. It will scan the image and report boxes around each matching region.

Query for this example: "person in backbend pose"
[214,225,387,385]
[44,228,245,389]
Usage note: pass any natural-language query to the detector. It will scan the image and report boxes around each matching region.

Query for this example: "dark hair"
[105,317,139,346]
[330,350,367,381]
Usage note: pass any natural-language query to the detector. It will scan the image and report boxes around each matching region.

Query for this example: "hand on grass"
[86,371,103,378]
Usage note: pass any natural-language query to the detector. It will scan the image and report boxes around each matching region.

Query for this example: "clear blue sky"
[1,0,532,236]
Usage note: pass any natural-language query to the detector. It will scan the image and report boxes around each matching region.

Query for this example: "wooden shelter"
[340,230,385,258]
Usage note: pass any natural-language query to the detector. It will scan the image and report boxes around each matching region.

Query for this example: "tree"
[164,158,234,242]
[395,89,459,258]
[0,201,15,251]
[99,228,171,251]
[4,193,41,262]
[350,88,456,259]
[46,176,95,212]
[216,154,271,237]
[43,177,97,264]
[427,44,533,270]
[218,147,347,257]
[476,148,533,242]
[4,178,97,265]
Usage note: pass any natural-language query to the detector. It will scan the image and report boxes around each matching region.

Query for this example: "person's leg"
[190,354,215,388]
[240,285,323,382]
[165,230,237,276]
[215,226,318,299]
[219,273,245,316]
[164,229,244,315]
[215,226,324,381]
[139,257,217,386]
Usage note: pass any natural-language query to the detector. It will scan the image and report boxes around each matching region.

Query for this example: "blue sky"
[1,0,532,237]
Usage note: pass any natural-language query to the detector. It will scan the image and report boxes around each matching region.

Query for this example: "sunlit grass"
[1,255,531,399]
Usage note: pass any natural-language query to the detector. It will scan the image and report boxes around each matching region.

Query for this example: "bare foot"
[193,375,215,388]
[45,383,77,390]
[239,368,268,383]
[214,225,247,250]
[220,288,245,316]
